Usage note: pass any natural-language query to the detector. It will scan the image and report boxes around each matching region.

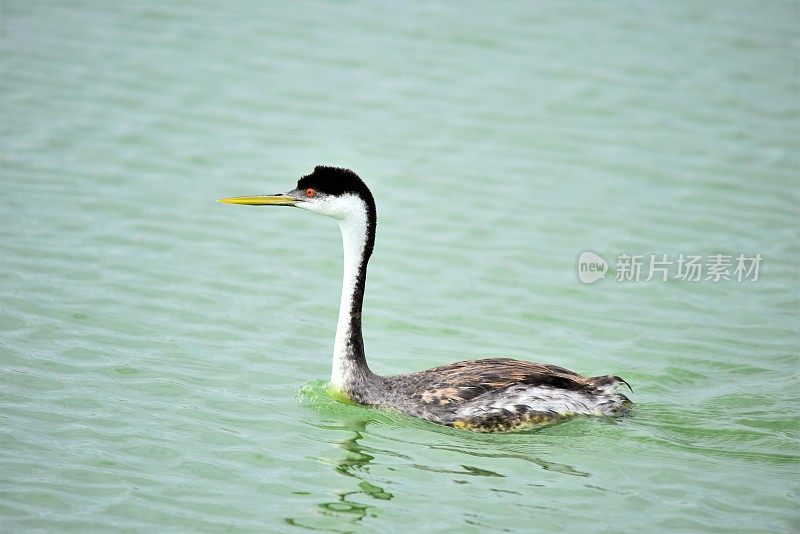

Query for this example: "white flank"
[455,384,622,418]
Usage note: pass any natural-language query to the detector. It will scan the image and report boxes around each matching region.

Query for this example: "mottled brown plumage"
[348,358,632,432]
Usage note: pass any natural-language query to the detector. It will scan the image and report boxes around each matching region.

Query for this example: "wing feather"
[388,358,597,407]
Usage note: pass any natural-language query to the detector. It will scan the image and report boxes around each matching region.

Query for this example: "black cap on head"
[297,166,373,202]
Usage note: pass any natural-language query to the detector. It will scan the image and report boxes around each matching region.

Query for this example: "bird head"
[219,165,375,222]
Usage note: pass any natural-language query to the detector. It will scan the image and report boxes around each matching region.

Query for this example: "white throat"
[327,194,370,390]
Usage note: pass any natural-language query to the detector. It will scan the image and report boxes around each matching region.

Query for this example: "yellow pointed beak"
[217,195,296,206]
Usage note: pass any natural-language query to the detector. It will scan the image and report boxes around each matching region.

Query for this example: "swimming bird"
[220,166,632,432]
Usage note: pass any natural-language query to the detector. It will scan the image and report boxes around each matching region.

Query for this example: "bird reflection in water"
[318,421,393,520]
[284,419,393,528]
[283,413,593,530]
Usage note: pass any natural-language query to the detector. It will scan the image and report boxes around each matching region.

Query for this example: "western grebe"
[220,166,632,432]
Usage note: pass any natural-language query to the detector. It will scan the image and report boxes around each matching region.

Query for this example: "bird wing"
[389,357,597,407]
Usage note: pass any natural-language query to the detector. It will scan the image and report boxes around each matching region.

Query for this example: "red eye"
[305,188,316,198]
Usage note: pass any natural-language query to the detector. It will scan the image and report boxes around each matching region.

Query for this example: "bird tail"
[589,374,633,393]
[588,375,634,415]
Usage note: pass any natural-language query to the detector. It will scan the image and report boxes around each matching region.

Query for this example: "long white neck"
[330,197,372,391]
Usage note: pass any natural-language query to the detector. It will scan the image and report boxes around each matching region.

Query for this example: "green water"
[2,1,798,531]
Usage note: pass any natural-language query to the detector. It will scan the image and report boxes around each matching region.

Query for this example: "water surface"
[1,1,798,532]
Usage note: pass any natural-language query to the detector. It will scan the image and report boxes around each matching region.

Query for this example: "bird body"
[339,359,630,432]
[220,166,631,432]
